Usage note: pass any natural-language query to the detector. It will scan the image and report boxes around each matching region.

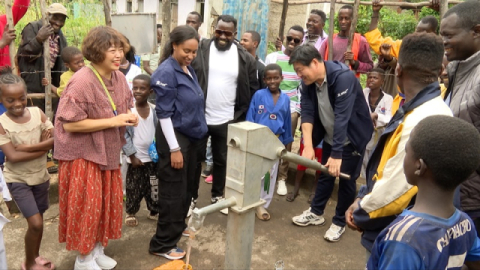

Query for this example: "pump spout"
[189,197,237,233]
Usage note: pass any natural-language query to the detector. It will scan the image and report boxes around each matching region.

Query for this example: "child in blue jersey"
[246,63,293,221]
[368,115,480,270]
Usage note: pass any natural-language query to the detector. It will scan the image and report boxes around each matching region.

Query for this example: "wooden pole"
[27,93,46,99]
[102,0,112,26]
[161,0,171,54]
[4,0,17,74]
[33,0,40,20]
[271,0,462,7]
[39,0,53,120]
[345,0,360,67]
[439,0,448,20]
[327,0,335,61]
[279,0,289,41]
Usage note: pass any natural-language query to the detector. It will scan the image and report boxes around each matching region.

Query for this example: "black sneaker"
[201,165,212,177]
[211,196,223,204]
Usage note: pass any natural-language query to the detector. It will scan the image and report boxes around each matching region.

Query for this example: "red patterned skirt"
[58,159,123,255]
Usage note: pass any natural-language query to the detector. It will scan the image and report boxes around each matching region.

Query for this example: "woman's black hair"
[122,36,136,64]
[159,25,199,64]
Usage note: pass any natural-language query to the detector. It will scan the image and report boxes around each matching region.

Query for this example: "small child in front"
[42,46,85,97]
[0,67,55,270]
[368,115,480,270]
[122,74,159,226]
[246,63,293,221]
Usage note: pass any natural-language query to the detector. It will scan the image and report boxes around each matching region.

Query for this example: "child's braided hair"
[0,66,25,88]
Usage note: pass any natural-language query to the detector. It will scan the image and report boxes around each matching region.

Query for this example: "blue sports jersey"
[368,209,480,270]
[246,88,294,145]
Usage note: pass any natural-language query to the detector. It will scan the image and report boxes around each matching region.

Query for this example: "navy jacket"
[152,56,208,140]
[301,61,373,158]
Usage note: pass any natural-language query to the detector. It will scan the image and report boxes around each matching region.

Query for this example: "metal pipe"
[277,148,351,180]
[193,197,237,217]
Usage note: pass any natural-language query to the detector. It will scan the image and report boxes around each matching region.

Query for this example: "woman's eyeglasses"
[286,36,302,44]
[215,29,234,37]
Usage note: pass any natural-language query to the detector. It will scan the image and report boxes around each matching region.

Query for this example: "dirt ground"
[4,185,366,270]
[3,136,367,270]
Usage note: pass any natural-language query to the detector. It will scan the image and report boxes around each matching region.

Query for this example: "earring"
[414,170,421,176]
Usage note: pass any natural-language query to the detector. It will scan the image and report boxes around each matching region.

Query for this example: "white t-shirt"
[126,107,156,163]
[125,64,143,90]
[205,43,239,125]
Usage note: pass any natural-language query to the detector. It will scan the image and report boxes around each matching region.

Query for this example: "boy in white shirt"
[122,75,159,226]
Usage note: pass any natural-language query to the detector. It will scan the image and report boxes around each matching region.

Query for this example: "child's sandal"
[148,213,158,220]
[125,215,138,227]
[255,206,270,221]
[21,262,51,270]
[35,256,55,270]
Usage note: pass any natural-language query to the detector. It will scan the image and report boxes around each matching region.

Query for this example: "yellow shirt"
[141,45,161,74]
[391,94,404,116]
[440,83,447,99]
[57,69,75,96]
[364,28,402,58]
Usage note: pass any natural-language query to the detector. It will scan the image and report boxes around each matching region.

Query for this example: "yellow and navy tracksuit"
[353,82,453,251]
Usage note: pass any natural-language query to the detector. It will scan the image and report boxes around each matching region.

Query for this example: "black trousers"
[125,162,158,215]
[149,126,199,254]
[310,143,363,227]
[194,122,229,199]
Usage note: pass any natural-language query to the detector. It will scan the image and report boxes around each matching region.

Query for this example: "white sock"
[77,253,92,263]
[95,242,104,254]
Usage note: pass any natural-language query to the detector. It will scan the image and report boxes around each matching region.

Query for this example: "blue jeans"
[310,143,363,227]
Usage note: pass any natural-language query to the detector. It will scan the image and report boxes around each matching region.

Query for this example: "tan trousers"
[278,112,300,181]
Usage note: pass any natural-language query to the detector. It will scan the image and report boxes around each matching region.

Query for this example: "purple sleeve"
[319,39,327,59]
[356,37,374,74]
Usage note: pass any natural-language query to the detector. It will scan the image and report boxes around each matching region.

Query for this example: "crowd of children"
[1,0,480,269]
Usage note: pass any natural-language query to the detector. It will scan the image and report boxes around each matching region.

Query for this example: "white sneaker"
[74,255,101,270]
[324,223,346,242]
[93,243,117,270]
[277,180,287,196]
[215,197,229,215]
[292,208,325,226]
